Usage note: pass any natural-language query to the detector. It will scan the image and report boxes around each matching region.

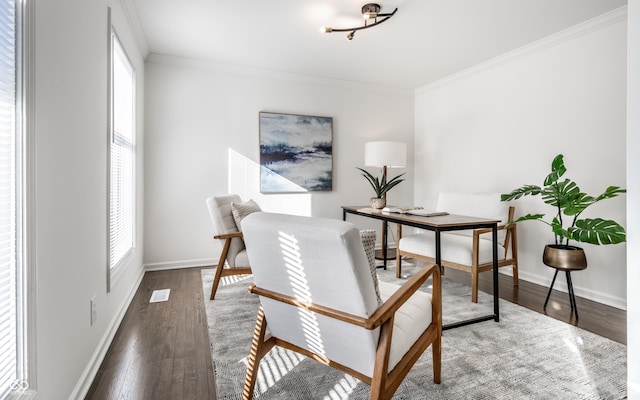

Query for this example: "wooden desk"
[342,205,500,330]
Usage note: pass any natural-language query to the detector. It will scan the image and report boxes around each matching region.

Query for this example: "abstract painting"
[259,112,333,193]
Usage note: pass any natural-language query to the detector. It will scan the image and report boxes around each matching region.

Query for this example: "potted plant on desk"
[501,154,626,318]
[357,167,405,209]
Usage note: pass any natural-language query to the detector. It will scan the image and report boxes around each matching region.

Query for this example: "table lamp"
[363,140,407,261]
[364,141,407,201]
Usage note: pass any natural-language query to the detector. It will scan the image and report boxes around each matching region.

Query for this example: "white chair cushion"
[378,281,433,372]
[233,249,251,268]
[260,297,380,377]
[399,232,506,265]
[242,213,435,377]
[242,213,391,376]
[254,267,433,378]
[206,194,244,268]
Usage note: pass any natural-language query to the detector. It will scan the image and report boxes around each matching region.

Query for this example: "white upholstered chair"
[241,212,441,400]
[397,193,518,303]
[205,194,257,300]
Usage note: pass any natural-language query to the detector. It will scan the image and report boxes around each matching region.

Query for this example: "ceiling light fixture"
[321,3,398,41]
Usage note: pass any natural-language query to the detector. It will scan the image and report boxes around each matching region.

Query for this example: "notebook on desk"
[381,206,449,217]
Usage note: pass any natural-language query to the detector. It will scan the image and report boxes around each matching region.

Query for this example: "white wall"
[143,57,415,268]
[414,9,628,309]
[33,0,145,398]
[627,1,639,397]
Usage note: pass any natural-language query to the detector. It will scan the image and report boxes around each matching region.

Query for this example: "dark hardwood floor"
[85,265,626,400]
[85,268,216,400]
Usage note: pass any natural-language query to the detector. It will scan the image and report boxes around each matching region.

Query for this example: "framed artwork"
[259,112,333,193]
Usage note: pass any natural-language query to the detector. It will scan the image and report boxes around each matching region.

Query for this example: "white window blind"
[109,33,135,272]
[0,0,20,397]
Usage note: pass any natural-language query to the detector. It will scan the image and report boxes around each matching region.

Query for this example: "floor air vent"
[150,289,171,303]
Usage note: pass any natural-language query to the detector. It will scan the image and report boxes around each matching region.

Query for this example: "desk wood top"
[341,205,500,229]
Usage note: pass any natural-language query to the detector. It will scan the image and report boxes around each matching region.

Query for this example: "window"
[108,27,135,285]
[0,0,27,397]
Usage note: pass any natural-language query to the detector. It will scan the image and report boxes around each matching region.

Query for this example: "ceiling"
[132,0,627,89]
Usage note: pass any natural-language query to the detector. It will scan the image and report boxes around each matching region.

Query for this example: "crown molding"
[416,5,628,95]
[119,0,149,58]
[145,53,414,97]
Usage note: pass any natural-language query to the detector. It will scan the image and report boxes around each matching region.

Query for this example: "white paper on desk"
[381,206,423,214]
[405,209,449,217]
[381,206,448,217]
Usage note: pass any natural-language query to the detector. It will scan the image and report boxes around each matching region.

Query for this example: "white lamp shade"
[364,141,406,168]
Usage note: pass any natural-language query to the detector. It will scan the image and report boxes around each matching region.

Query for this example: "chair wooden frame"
[243,263,442,400]
[397,206,518,303]
[209,231,252,300]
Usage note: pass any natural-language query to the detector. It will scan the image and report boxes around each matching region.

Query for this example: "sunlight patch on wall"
[228,148,312,216]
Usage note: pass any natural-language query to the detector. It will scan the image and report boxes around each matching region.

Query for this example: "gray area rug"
[201,263,627,399]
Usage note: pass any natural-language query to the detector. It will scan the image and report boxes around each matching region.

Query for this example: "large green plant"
[357,168,405,198]
[501,154,626,247]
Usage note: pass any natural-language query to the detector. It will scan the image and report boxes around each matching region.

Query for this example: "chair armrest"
[214,231,243,240]
[248,263,439,331]
[365,263,439,330]
[248,284,370,327]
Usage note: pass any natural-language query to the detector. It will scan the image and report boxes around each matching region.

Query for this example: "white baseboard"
[144,256,627,309]
[144,258,216,271]
[516,270,626,311]
[402,257,626,310]
[70,266,145,400]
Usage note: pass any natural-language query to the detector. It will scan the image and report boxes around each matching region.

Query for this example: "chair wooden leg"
[432,335,441,384]
[210,261,226,300]
[369,317,394,400]
[210,238,231,300]
[243,306,273,400]
[511,226,519,286]
[471,266,479,303]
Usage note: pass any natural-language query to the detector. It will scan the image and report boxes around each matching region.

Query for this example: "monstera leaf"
[500,185,541,201]
[541,179,580,208]
[501,154,626,246]
[568,218,626,245]
[543,154,567,186]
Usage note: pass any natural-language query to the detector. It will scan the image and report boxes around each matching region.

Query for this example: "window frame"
[107,12,136,291]
[1,0,35,398]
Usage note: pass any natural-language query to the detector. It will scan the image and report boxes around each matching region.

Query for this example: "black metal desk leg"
[543,269,559,310]
[492,225,499,321]
[382,220,388,269]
